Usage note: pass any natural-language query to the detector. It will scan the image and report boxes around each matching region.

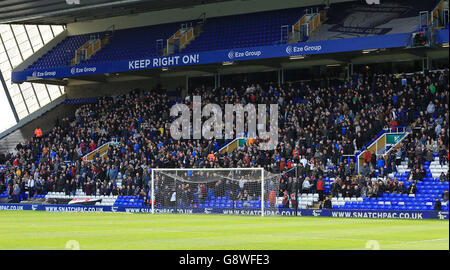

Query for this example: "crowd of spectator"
[0,68,448,208]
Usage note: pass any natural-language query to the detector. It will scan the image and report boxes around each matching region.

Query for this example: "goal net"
[150,168,293,216]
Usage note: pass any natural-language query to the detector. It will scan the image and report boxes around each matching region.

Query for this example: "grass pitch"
[0,211,448,250]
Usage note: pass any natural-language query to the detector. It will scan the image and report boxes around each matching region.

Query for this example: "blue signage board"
[12,29,449,83]
[11,31,430,83]
[1,203,448,219]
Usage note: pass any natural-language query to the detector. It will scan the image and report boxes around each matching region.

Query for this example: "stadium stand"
[182,7,314,53]
[0,68,448,210]
[309,0,442,41]
[20,0,446,73]
[83,22,182,64]
[0,0,448,217]
[23,7,313,71]
[27,33,95,70]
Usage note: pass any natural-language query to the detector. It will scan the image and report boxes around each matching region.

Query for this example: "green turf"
[0,211,448,250]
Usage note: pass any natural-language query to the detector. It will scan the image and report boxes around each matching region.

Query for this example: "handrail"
[355,126,409,155]
[217,137,245,155]
[355,127,410,174]
[431,0,446,27]
[71,37,102,65]
[380,119,419,161]
[166,24,198,55]
[291,7,324,42]
[82,137,120,163]
[381,131,410,160]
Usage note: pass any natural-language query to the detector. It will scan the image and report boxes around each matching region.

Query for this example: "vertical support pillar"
[261,168,265,217]
[422,57,429,72]
[151,169,154,214]
[214,73,221,89]
[347,63,353,80]
[278,69,284,85]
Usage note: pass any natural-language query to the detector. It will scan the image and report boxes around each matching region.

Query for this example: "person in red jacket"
[269,189,276,208]
[34,127,43,138]
[316,176,325,202]
[281,190,289,208]
[290,192,298,215]
[388,119,398,132]
[364,150,372,164]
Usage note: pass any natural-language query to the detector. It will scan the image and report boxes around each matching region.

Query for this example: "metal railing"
[355,126,410,174]
[82,137,120,163]
[217,137,246,155]
[291,7,324,43]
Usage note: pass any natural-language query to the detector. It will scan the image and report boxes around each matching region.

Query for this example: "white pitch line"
[405,238,449,244]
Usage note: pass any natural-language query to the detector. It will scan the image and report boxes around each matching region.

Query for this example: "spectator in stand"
[378,166,387,179]
[352,185,361,198]
[442,190,449,203]
[27,177,35,198]
[34,127,43,138]
[377,179,385,197]
[237,189,249,201]
[302,177,311,194]
[0,178,5,195]
[439,172,448,182]
[407,182,417,195]
[366,181,375,198]
[268,189,276,208]
[408,168,423,182]
[371,151,377,170]
[442,189,448,203]
[316,177,325,201]
[281,190,289,208]
[360,162,370,178]
[342,184,352,198]
[0,69,447,207]
[427,101,435,116]
[64,180,71,196]
[12,184,21,203]
[397,181,407,194]
[322,196,332,209]
[330,178,341,197]
[434,198,442,211]
[138,188,147,206]
[290,192,298,215]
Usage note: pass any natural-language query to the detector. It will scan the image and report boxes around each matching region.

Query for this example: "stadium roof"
[0,0,232,25]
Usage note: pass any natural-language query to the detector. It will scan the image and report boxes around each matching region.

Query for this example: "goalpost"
[150,168,287,217]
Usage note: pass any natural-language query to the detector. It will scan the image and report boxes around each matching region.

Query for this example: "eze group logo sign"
[70,66,97,75]
[228,51,235,60]
[285,46,293,54]
[285,45,322,55]
[227,50,262,60]
[31,71,57,77]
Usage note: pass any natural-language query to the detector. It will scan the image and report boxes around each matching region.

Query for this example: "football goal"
[150,168,293,216]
